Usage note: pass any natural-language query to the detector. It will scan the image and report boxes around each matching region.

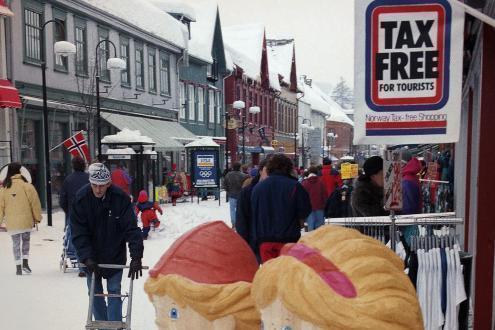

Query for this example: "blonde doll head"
[252,225,423,330]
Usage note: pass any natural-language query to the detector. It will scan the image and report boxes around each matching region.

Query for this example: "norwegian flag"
[63,131,91,162]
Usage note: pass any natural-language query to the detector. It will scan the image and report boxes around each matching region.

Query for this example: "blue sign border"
[191,150,220,188]
[364,0,452,112]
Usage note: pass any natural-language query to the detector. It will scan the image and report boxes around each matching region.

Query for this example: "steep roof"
[81,0,188,49]
[267,40,294,86]
[188,0,218,63]
[223,23,265,81]
[147,0,197,22]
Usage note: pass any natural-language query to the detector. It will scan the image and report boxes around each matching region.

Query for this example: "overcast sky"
[214,0,355,91]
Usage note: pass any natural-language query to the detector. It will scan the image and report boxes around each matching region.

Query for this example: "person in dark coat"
[235,158,270,262]
[71,163,144,324]
[251,154,312,263]
[351,156,388,217]
[59,156,89,277]
[302,165,328,231]
[223,162,248,227]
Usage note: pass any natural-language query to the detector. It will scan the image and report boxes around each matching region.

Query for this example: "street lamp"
[95,40,126,158]
[40,20,76,226]
[233,100,261,164]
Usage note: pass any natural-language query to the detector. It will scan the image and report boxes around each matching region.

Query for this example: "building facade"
[7,0,189,205]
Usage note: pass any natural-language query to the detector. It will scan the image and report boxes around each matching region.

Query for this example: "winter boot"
[22,259,32,274]
[16,265,22,275]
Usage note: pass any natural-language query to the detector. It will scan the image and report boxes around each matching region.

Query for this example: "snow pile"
[101,128,155,144]
[80,0,188,49]
[147,0,197,21]
[185,137,220,148]
[105,147,136,155]
[223,23,265,81]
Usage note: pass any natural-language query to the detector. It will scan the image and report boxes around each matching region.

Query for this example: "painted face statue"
[144,221,260,330]
[252,225,423,330]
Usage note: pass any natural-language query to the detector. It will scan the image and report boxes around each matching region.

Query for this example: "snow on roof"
[269,71,281,91]
[105,148,136,155]
[147,0,197,22]
[101,128,155,144]
[185,137,220,148]
[223,23,265,81]
[299,79,354,126]
[224,47,234,72]
[267,40,294,86]
[81,0,188,49]
[188,0,218,63]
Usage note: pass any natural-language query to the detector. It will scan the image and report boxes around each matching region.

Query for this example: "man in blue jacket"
[251,154,312,263]
[71,163,143,323]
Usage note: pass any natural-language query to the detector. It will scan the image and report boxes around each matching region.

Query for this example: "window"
[216,91,222,124]
[197,87,204,122]
[208,90,215,124]
[24,7,43,62]
[188,85,195,121]
[135,43,144,89]
[74,18,87,75]
[179,82,186,119]
[120,37,130,86]
[53,9,67,71]
[98,28,110,81]
[148,48,157,92]
[159,52,170,95]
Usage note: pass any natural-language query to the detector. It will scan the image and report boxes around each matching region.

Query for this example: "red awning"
[0,1,14,17]
[0,79,21,108]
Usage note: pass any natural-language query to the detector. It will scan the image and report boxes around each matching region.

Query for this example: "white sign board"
[384,150,403,211]
[354,0,465,144]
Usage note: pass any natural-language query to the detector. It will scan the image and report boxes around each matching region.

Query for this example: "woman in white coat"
[0,163,42,275]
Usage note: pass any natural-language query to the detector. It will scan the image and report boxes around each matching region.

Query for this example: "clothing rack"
[325,212,463,251]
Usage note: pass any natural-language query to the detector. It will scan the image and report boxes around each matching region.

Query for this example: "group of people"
[0,159,145,325]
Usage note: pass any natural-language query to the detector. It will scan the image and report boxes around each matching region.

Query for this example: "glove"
[84,258,99,276]
[128,258,143,280]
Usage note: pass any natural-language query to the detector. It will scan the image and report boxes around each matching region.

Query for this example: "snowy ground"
[0,195,230,330]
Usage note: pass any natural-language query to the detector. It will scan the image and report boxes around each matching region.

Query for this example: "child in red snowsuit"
[135,190,163,239]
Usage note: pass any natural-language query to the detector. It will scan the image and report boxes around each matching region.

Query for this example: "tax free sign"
[354,0,464,144]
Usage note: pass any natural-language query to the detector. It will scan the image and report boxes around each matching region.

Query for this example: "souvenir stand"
[101,130,158,202]
[185,137,221,205]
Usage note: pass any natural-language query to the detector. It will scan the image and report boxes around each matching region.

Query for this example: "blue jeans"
[229,198,238,227]
[86,270,123,323]
[307,210,325,231]
[65,216,83,272]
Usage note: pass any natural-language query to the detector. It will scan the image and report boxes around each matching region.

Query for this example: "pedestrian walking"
[251,154,311,263]
[351,156,388,217]
[135,190,163,240]
[223,162,248,227]
[302,166,328,231]
[0,163,42,275]
[320,157,343,198]
[59,156,89,277]
[111,162,132,195]
[165,164,183,206]
[71,163,144,323]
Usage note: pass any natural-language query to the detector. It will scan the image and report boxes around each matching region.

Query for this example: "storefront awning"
[0,1,14,17]
[102,112,197,152]
[0,79,21,108]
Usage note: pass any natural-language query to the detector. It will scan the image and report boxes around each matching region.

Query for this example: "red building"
[223,24,276,165]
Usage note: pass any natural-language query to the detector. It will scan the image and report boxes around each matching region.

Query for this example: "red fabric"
[111,168,131,194]
[259,242,286,263]
[62,131,91,162]
[138,190,148,203]
[302,176,328,210]
[402,158,421,183]
[149,221,259,283]
[0,79,20,107]
[320,165,343,198]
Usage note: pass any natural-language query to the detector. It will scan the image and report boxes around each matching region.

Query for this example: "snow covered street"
[0,197,230,329]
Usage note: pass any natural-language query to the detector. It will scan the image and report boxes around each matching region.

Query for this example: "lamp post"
[232,101,261,164]
[95,39,126,158]
[40,20,76,226]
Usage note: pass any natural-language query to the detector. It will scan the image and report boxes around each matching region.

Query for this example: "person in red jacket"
[302,166,328,231]
[111,162,132,195]
[320,157,343,198]
[135,190,163,239]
